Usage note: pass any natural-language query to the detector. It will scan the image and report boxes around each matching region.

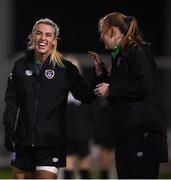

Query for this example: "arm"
[3,65,19,152]
[88,51,109,84]
[88,51,103,76]
[88,51,110,99]
[66,62,96,103]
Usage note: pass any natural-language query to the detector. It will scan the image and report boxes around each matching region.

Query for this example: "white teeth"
[39,42,46,46]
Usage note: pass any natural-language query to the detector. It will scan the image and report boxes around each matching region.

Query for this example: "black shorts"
[11,145,66,172]
[66,141,90,158]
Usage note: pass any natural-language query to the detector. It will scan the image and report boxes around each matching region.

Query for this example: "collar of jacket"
[24,49,54,77]
[24,49,51,65]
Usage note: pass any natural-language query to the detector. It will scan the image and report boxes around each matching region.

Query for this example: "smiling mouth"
[38,46,46,49]
[37,42,47,49]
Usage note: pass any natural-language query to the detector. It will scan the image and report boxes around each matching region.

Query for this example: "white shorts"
[36,166,58,174]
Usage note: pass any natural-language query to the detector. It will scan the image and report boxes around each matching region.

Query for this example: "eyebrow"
[36,30,53,35]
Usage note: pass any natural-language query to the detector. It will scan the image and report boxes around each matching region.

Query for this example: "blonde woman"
[3,18,96,179]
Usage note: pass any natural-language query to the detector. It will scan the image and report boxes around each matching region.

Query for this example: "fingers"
[88,51,97,56]
[88,52,98,60]
[94,83,110,98]
[96,83,103,88]
[88,51,101,63]
[94,88,101,97]
[94,84,103,97]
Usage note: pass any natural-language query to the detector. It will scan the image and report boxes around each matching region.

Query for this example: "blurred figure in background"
[63,55,92,179]
[88,12,168,179]
[91,98,117,179]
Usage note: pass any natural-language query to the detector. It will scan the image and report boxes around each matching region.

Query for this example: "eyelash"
[36,32,52,37]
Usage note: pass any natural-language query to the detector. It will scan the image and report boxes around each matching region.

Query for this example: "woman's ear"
[110,27,116,37]
[53,38,57,45]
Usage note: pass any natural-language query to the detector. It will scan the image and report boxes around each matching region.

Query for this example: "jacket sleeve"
[3,64,19,151]
[67,62,97,103]
[93,62,110,84]
[108,46,157,99]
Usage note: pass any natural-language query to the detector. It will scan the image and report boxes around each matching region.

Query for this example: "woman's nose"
[41,34,46,40]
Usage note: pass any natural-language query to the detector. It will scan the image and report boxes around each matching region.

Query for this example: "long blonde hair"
[27,18,64,67]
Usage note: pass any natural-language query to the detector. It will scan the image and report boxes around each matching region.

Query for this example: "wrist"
[96,70,103,76]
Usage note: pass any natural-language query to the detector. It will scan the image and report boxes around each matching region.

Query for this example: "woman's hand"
[94,83,109,98]
[88,51,103,76]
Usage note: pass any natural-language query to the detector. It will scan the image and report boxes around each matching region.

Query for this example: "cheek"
[33,37,40,46]
[103,36,110,44]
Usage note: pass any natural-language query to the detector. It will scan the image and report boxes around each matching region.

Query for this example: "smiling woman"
[27,18,63,67]
[88,12,168,179]
[3,18,98,179]
[32,24,56,56]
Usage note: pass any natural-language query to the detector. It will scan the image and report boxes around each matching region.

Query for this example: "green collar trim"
[111,45,121,59]
[35,59,42,65]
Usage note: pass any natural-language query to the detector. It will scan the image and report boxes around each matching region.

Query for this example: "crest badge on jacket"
[45,70,55,79]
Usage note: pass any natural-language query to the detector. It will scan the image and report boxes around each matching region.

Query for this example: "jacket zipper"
[32,79,40,146]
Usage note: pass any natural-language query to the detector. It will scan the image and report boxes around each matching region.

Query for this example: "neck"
[35,52,50,64]
[115,34,124,47]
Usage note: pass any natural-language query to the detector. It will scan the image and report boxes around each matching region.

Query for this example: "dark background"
[14,0,167,55]
[13,0,171,127]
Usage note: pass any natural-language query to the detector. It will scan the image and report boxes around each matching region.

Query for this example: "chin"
[36,49,47,54]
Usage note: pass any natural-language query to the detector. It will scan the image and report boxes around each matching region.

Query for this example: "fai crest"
[45,70,55,79]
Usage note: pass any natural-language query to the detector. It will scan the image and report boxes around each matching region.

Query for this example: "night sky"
[14,0,166,55]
